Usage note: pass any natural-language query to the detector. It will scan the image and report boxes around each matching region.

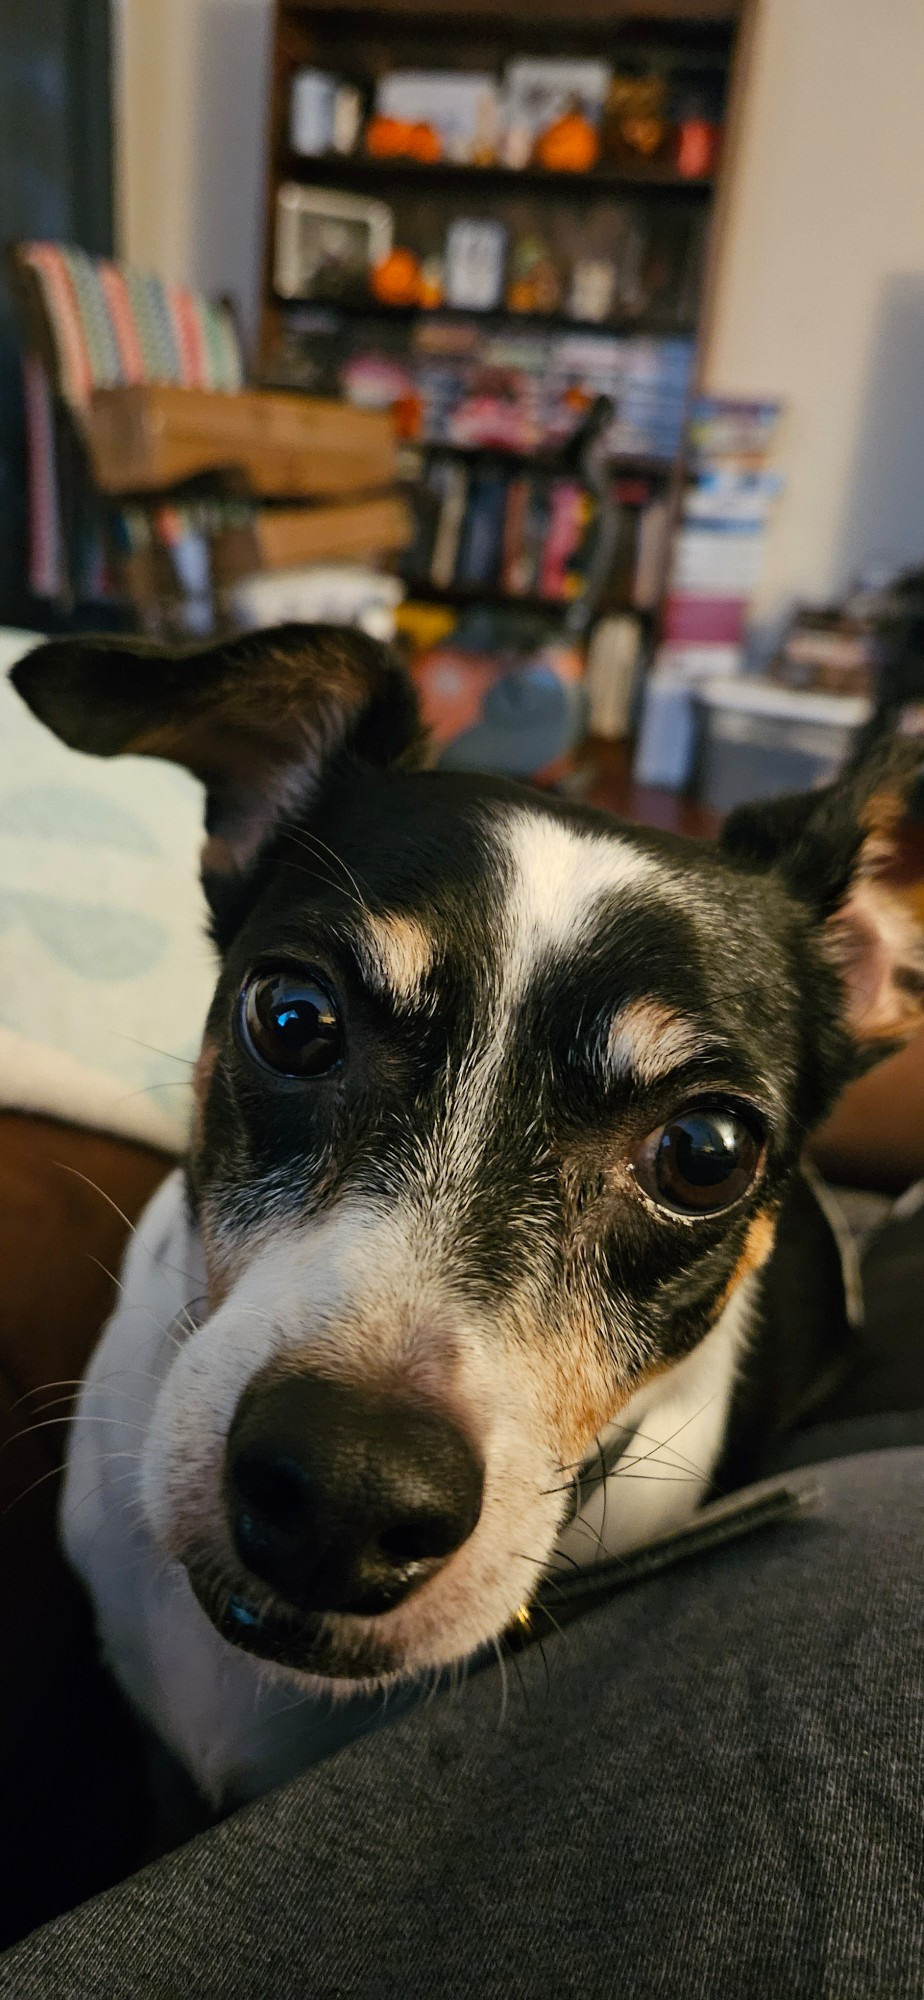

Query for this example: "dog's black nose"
[225,1373,483,1617]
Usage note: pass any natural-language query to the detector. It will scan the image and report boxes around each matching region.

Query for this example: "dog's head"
[15,627,924,1685]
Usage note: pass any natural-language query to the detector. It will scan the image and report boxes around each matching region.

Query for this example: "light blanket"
[0,628,212,1153]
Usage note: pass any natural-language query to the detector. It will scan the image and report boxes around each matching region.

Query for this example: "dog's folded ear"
[721,735,924,1058]
[12,623,422,889]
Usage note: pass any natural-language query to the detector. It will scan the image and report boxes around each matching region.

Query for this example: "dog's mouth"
[185,1562,400,1682]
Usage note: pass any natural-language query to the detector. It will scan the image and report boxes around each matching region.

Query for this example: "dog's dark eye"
[238,969,343,1078]
[633,1103,765,1217]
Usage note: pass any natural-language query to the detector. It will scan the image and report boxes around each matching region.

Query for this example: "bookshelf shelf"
[274,295,697,340]
[402,579,578,614]
[281,152,715,200]
[280,0,744,25]
[402,577,656,617]
[407,441,673,479]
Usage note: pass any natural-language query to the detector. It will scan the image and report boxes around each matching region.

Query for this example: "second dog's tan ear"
[11,624,422,886]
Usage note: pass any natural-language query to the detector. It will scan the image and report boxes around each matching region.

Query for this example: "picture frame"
[274,184,393,302]
[444,219,508,313]
[501,57,610,165]
[375,71,499,163]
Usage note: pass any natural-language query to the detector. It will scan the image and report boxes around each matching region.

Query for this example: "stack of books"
[634,397,783,790]
[658,398,781,676]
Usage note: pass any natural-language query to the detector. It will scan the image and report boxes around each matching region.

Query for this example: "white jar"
[290,69,338,157]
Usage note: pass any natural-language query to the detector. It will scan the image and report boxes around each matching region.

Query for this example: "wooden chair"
[9,243,411,638]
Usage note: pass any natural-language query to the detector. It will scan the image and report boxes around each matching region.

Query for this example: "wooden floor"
[584,737,924,887]
[584,737,719,839]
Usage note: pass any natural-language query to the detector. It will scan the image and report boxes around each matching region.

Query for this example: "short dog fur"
[13,626,924,1809]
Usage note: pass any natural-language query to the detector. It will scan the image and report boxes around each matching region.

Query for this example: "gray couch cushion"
[3,1445,922,1999]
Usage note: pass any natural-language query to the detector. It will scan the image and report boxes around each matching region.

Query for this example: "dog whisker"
[109,1032,196,1067]
[554,1403,719,1483]
[1,1412,147,1456]
[504,1639,533,1719]
[117,1080,193,1103]
[276,821,372,918]
[490,1636,510,1729]
[566,1508,609,1561]
[1,1458,71,1519]
[507,1553,576,1595]
[622,1395,719,1475]
[53,1163,200,1291]
[9,1369,164,1412]
[84,1255,192,1353]
[11,1387,152,1421]
[596,1432,609,1549]
[525,1601,572,1659]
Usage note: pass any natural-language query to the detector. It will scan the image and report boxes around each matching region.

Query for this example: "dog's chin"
[185,1561,402,1687]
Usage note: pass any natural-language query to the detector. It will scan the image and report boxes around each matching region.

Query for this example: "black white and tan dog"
[12,627,924,1809]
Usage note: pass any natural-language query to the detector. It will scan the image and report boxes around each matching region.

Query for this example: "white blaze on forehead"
[357,911,434,1005]
[396,808,672,1225]
[604,997,721,1088]
[492,806,666,996]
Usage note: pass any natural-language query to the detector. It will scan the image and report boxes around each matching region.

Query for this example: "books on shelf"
[634,396,785,791]
[658,398,782,667]
[428,464,469,588]
[456,471,508,587]
[539,483,588,600]
[404,457,661,611]
[340,322,696,462]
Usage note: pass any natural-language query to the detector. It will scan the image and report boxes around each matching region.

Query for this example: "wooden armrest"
[254,493,413,569]
[83,385,398,500]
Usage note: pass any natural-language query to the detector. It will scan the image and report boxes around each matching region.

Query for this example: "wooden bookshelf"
[257,0,752,631]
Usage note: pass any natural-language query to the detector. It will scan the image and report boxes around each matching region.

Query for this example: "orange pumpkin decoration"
[408,122,441,163]
[507,277,537,314]
[365,115,442,163]
[535,109,600,174]
[370,246,423,307]
[393,390,423,440]
[621,116,664,158]
[417,256,444,309]
[365,115,409,159]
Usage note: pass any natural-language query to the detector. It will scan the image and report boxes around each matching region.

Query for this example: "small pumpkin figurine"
[366,114,410,159]
[370,246,423,307]
[534,97,600,174]
[506,234,563,314]
[602,74,670,162]
[407,121,442,163]
[417,255,445,310]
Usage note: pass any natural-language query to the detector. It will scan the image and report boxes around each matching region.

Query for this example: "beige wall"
[113,0,272,352]
[114,0,924,613]
[704,0,924,620]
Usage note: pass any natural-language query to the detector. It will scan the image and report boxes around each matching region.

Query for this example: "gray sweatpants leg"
[2,1447,922,2000]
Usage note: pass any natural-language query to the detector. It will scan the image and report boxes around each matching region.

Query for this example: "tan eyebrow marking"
[603,998,721,1087]
[357,912,434,1005]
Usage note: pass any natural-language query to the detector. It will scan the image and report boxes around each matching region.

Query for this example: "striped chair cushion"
[17,244,247,609]
[20,243,243,405]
